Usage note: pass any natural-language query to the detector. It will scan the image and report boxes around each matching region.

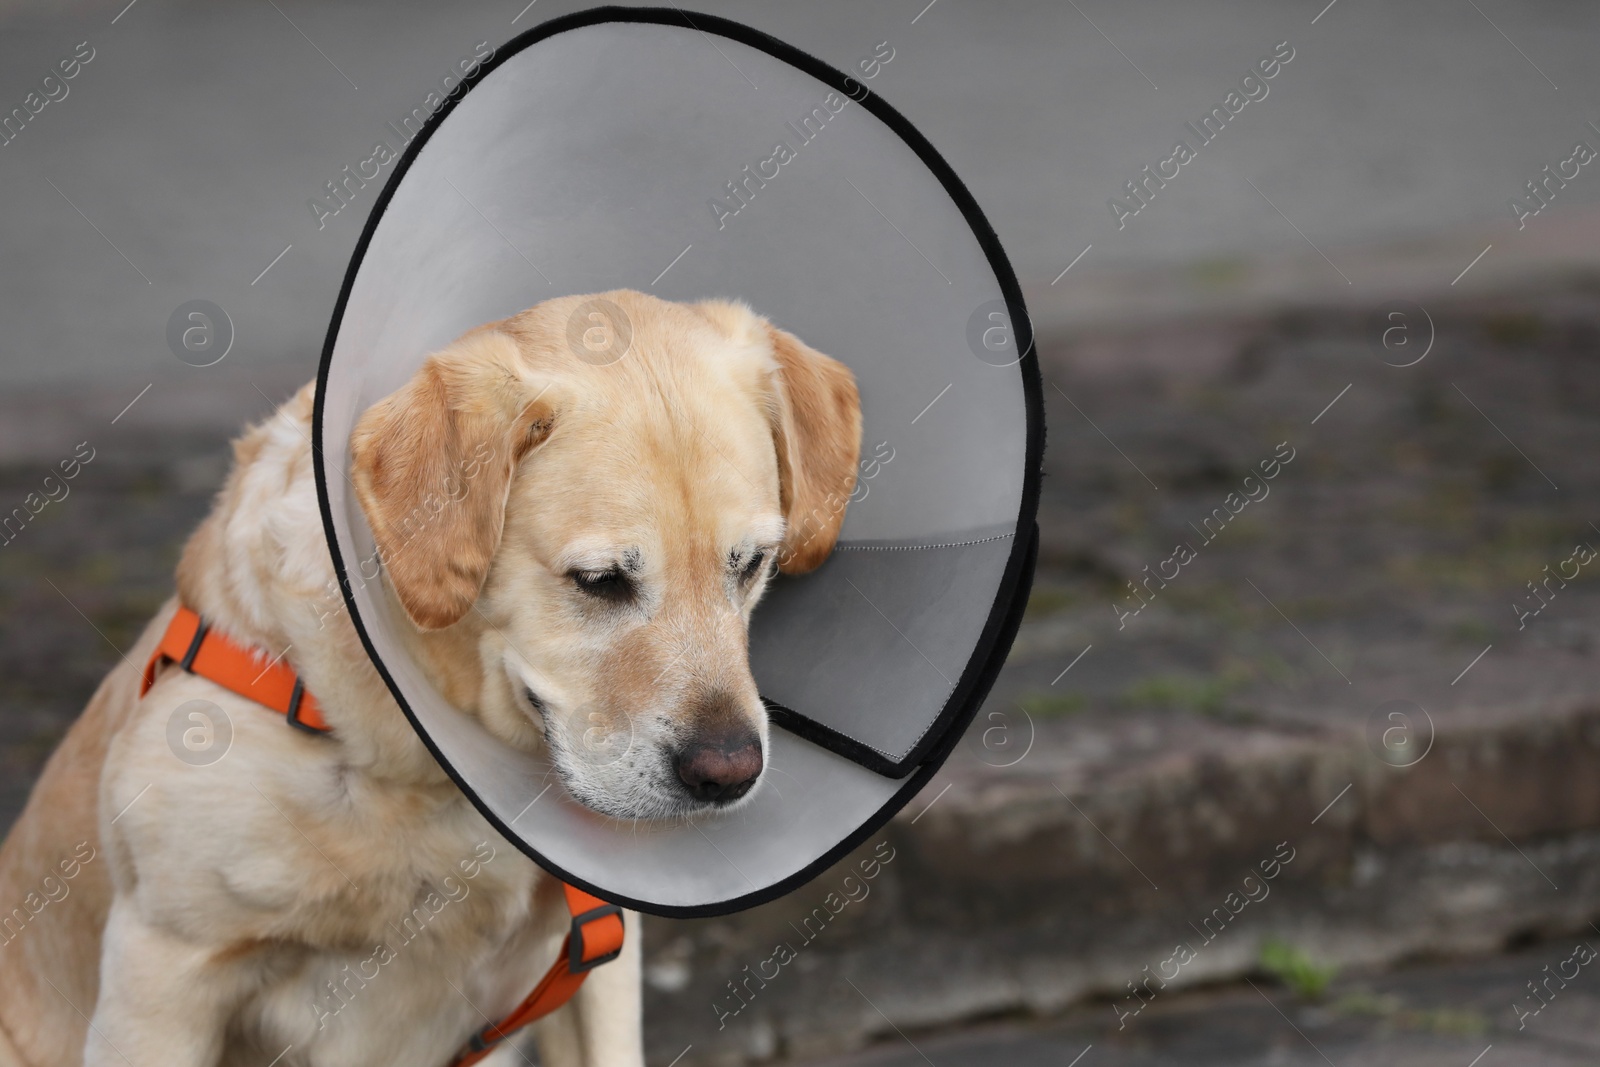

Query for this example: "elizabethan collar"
[314,7,1042,916]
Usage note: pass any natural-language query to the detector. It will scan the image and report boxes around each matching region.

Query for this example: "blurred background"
[4,1,1600,1063]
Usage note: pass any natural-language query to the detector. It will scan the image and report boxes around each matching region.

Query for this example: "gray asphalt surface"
[4,0,1600,400]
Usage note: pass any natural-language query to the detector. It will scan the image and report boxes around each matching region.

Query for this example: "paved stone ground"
[796,940,1600,1067]
[999,282,1600,755]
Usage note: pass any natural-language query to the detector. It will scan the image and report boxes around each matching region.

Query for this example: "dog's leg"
[530,908,644,1067]
[529,1007,584,1066]
[83,895,241,1067]
[569,908,645,1067]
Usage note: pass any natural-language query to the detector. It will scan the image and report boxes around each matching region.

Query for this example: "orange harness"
[141,606,625,1066]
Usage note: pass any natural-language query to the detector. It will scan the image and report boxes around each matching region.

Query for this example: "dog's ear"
[350,330,554,630]
[766,325,863,574]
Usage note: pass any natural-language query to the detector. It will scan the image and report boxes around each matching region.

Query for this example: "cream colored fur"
[0,291,861,1067]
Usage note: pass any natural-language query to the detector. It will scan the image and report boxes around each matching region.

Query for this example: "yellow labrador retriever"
[0,291,861,1067]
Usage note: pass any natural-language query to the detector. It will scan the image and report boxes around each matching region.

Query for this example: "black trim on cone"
[312,6,1044,918]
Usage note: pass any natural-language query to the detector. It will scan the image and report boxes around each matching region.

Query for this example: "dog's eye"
[740,551,768,584]
[571,568,632,602]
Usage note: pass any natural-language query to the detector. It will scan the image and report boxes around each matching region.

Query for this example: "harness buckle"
[285,678,327,735]
[568,904,624,973]
[178,617,210,671]
[464,1024,508,1055]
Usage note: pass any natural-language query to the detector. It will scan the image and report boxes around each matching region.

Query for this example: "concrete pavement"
[796,940,1600,1067]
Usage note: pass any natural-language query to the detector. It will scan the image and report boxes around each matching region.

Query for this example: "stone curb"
[641,704,1600,1065]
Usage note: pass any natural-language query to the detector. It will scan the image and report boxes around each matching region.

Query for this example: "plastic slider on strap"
[463,1026,505,1057]
[285,679,321,735]
[568,903,624,973]
[178,617,209,671]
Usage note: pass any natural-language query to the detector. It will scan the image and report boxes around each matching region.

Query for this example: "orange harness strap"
[140,605,331,733]
[140,606,626,1063]
[449,884,625,1066]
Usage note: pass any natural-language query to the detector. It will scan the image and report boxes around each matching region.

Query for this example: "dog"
[0,291,862,1067]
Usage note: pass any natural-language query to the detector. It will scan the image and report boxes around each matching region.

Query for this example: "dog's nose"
[673,729,763,803]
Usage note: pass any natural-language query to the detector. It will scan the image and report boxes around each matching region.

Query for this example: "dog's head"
[350,291,861,819]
